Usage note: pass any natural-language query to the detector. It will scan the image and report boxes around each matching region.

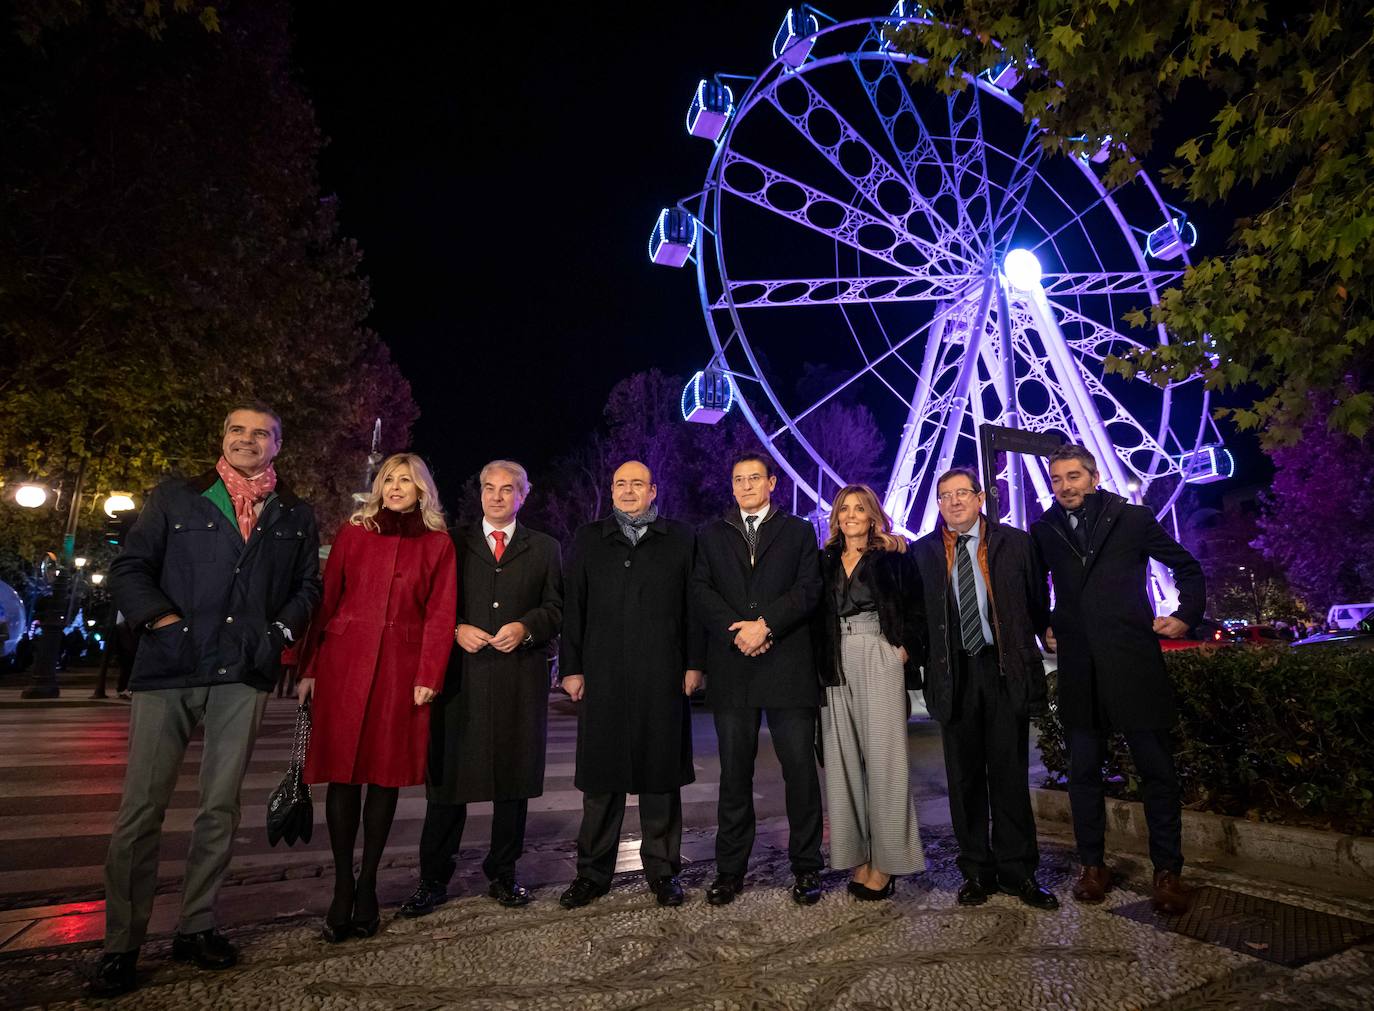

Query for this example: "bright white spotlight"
[1004,249,1043,291]
[103,493,136,517]
[15,484,48,509]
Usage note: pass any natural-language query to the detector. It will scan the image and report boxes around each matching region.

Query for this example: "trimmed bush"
[1034,645,1374,835]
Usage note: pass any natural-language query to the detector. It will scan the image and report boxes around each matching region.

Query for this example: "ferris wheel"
[651,5,1228,604]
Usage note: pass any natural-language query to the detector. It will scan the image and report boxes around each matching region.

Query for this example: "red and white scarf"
[215,456,278,541]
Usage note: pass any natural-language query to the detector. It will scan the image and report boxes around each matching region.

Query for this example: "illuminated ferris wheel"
[651,5,1227,602]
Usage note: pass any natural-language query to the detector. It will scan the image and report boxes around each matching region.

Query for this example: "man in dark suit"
[912,467,1057,910]
[693,452,824,906]
[557,460,703,909]
[97,402,321,997]
[1030,444,1205,915]
[401,460,563,914]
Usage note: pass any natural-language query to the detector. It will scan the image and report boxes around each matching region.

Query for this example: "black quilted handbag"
[266,700,313,846]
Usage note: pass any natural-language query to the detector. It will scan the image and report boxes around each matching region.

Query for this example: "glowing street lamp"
[90,573,105,586]
[103,493,136,517]
[74,556,88,569]
[1003,248,1043,291]
[14,483,49,509]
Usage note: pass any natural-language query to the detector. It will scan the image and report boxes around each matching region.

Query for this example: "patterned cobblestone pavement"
[5,830,1373,1010]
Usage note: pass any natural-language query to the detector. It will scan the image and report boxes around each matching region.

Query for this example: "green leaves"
[894,0,1372,446]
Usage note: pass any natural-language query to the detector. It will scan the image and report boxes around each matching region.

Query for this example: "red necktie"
[491,530,506,561]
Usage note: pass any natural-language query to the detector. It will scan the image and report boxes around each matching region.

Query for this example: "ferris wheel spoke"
[846,54,978,250]
[714,274,981,309]
[1039,271,1185,297]
[989,124,1044,256]
[946,87,994,250]
[720,150,975,271]
[761,74,951,245]
[1025,176,1137,257]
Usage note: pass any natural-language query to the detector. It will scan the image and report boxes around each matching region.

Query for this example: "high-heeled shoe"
[323,877,356,943]
[848,877,896,901]
[351,882,381,938]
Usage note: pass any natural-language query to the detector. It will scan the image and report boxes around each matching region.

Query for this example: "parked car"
[1326,602,1374,631]
[1228,624,1296,645]
[1292,618,1374,650]
[1159,616,1235,651]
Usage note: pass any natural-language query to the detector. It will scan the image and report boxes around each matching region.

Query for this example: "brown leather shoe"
[1151,870,1193,915]
[1071,865,1111,903]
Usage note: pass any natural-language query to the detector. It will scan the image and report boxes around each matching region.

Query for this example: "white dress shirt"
[482,517,517,557]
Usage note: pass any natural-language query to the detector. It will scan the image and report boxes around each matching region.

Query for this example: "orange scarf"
[940,517,992,590]
[215,456,277,541]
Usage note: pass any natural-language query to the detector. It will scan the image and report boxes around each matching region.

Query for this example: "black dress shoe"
[1003,877,1060,911]
[957,879,990,906]
[398,879,448,918]
[559,876,609,909]
[89,951,138,997]
[488,877,532,907]
[171,929,238,970]
[351,882,382,937]
[650,875,684,907]
[706,873,744,906]
[791,871,822,905]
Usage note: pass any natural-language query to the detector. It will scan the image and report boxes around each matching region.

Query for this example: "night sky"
[290,1,1261,499]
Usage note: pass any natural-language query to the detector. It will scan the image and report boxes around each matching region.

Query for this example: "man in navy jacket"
[692,452,824,906]
[93,403,320,997]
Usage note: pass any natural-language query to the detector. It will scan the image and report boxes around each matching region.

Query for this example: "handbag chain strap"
[287,701,311,801]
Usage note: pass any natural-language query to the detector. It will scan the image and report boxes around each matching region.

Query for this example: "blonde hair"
[350,453,447,533]
[825,484,907,554]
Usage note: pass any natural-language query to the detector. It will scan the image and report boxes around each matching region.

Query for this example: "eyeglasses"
[732,474,768,486]
[936,488,979,503]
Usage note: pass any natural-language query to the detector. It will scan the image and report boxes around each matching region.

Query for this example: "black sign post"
[978,423,1065,528]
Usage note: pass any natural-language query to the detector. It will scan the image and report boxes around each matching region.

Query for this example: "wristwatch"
[273,621,294,643]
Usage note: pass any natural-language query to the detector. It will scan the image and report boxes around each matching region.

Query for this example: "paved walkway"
[2,671,1373,1008]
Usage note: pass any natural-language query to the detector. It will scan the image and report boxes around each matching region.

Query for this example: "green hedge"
[1034,646,1374,835]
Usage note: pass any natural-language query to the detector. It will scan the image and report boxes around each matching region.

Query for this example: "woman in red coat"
[298,453,457,941]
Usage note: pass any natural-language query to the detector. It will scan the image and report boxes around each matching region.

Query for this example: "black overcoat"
[1029,491,1205,732]
[560,516,704,794]
[692,507,822,710]
[816,544,925,691]
[911,519,1049,725]
[110,469,321,693]
[427,521,563,804]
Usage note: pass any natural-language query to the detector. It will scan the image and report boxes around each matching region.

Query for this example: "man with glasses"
[692,452,824,905]
[1031,444,1205,914]
[912,468,1057,910]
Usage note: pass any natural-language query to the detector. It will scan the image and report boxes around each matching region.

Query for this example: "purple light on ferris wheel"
[773,8,819,68]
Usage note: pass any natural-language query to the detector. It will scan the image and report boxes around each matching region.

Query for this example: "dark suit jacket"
[692,507,822,710]
[428,521,562,803]
[911,518,1049,724]
[1030,490,1205,732]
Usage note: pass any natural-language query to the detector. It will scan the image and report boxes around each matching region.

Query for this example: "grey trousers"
[104,682,268,953]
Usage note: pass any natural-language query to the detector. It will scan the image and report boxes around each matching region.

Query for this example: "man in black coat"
[557,460,704,909]
[693,452,824,906]
[96,403,321,997]
[1030,444,1205,915]
[402,460,562,914]
[912,468,1057,910]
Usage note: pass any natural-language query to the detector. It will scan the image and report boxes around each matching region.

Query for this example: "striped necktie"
[956,534,987,652]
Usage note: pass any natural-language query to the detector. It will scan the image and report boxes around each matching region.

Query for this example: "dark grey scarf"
[614,504,658,544]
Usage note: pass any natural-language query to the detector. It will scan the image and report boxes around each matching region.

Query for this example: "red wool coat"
[301,509,457,787]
